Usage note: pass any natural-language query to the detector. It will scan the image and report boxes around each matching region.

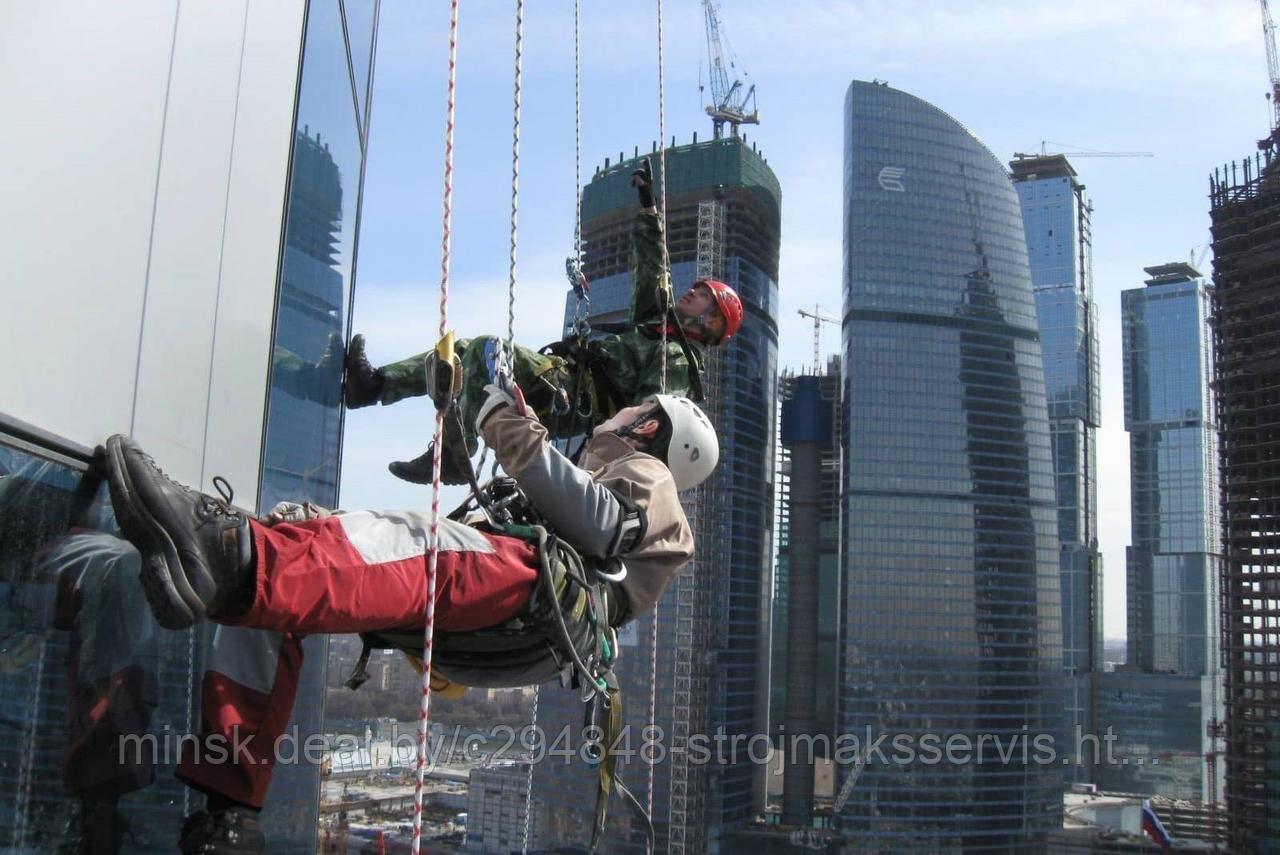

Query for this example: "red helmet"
[695,279,744,344]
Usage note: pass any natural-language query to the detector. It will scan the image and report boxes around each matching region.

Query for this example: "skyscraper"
[0,4,379,851]
[838,80,1063,851]
[1209,140,1280,854]
[1091,262,1222,803]
[1121,263,1220,676]
[533,134,781,852]
[1010,155,1103,777]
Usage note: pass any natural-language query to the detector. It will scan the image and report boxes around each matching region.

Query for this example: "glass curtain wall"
[838,81,1064,851]
[258,1,379,851]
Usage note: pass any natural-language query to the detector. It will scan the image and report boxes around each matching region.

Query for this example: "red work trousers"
[177,510,539,808]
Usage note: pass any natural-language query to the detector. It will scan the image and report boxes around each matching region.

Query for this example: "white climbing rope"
[648,0,667,831]
[507,0,523,350]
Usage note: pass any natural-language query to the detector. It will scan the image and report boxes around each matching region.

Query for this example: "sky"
[339,0,1267,641]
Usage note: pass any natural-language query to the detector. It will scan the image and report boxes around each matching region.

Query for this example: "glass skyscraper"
[1121,263,1220,677]
[1010,156,1102,777]
[838,81,1063,851]
[0,3,379,851]
[1090,263,1224,804]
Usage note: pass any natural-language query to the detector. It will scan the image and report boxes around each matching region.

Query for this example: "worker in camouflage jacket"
[343,156,745,485]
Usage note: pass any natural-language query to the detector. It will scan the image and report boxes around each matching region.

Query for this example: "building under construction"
[771,361,841,830]
[1209,138,1280,853]
[531,134,781,853]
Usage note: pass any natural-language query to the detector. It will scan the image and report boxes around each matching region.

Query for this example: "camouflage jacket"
[590,211,705,413]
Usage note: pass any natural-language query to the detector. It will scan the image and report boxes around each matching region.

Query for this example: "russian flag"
[1142,800,1172,853]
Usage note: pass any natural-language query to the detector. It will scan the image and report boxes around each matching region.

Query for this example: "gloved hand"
[631,157,655,209]
[262,501,333,525]
[475,375,529,432]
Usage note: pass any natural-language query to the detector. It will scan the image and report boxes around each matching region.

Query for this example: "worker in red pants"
[99,384,716,854]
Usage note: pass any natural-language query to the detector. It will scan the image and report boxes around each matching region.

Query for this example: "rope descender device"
[429,331,464,409]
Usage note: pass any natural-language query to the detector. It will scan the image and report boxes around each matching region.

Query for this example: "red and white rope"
[413,2,459,851]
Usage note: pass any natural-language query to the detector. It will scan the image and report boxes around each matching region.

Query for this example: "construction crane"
[797,305,838,375]
[1012,141,1153,159]
[1190,244,1211,274]
[700,0,758,139]
[1261,0,1280,140]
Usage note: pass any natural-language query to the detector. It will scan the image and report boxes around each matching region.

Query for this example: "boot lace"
[198,476,243,523]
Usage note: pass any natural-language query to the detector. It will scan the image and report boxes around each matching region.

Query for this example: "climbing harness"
[347,474,655,851]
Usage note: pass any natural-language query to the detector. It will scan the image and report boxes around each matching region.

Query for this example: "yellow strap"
[403,652,469,699]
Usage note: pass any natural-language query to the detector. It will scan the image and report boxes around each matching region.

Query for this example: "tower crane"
[700,0,758,139]
[1261,0,1280,141]
[1012,141,1153,159]
[797,305,839,375]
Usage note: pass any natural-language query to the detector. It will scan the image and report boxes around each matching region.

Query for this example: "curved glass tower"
[837,81,1063,850]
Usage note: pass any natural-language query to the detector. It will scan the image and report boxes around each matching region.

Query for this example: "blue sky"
[339,1,1265,640]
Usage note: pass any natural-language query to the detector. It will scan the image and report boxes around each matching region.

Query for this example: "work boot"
[179,808,264,855]
[388,442,470,486]
[343,334,384,408]
[388,418,474,486]
[100,435,254,630]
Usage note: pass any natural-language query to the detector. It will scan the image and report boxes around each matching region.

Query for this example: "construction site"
[1209,128,1280,854]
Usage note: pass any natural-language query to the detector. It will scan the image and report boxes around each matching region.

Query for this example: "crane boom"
[1263,0,1280,130]
[701,0,759,138]
[798,305,839,374]
[1012,142,1153,160]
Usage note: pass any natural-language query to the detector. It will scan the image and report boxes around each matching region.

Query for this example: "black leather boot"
[101,435,254,630]
[388,417,474,486]
[343,333,385,408]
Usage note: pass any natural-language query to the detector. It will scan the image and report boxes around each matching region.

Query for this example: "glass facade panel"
[838,81,1063,850]
[1095,672,1215,800]
[0,437,206,851]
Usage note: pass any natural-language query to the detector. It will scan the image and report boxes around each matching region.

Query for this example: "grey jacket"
[478,404,694,620]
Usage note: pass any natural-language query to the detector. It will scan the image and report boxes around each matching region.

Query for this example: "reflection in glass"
[258,2,379,850]
[0,442,203,852]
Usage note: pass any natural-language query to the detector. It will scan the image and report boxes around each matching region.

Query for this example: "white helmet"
[649,394,719,491]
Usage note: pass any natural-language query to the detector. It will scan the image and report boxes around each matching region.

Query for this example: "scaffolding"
[1209,145,1280,853]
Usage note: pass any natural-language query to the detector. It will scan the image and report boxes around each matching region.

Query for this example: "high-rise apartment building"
[1209,140,1280,854]
[533,135,781,852]
[837,80,1064,851]
[1,5,379,851]
[1010,155,1103,776]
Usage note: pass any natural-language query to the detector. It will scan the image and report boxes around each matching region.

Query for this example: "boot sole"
[103,436,200,630]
